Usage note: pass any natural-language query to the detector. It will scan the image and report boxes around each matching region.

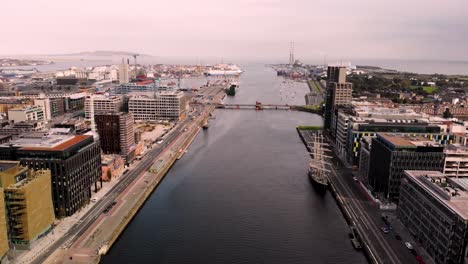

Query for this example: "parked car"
[353,177,358,182]
[405,242,413,250]
[394,233,402,240]
[381,227,389,234]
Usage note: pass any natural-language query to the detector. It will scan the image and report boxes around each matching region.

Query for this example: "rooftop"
[0,161,20,172]
[404,170,468,220]
[378,133,439,148]
[444,144,468,154]
[1,134,90,151]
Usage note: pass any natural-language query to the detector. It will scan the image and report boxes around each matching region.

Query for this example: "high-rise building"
[129,91,186,121]
[324,66,352,130]
[1,162,54,246]
[95,112,135,162]
[0,134,102,217]
[368,133,445,203]
[327,66,347,84]
[399,170,468,264]
[119,58,130,84]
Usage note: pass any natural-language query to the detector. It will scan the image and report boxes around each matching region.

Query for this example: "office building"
[114,83,158,95]
[0,99,33,115]
[34,98,52,121]
[0,134,102,217]
[95,112,135,162]
[1,163,54,246]
[339,107,455,165]
[129,91,186,121]
[119,58,130,84]
[368,133,445,203]
[399,170,468,264]
[84,95,122,120]
[8,105,44,123]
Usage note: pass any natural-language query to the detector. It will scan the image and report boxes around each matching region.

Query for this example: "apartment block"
[95,112,135,162]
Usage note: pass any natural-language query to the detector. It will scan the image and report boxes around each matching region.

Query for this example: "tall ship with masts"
[308,131,332,188]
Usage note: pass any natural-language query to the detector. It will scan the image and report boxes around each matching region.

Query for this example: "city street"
[329,147,432,264]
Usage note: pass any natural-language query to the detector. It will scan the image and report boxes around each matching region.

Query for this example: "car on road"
[381,227,389,234]
[353,177,358,182]
[416,255,426,264]
[405,242,414,250]
[91,198,98,203]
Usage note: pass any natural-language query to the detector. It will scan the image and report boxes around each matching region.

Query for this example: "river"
[101,64,366,264]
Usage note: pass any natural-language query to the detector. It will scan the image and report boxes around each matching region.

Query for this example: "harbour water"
[102,64,366,264]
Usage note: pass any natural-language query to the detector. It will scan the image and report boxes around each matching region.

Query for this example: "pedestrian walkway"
[11,175,127,264]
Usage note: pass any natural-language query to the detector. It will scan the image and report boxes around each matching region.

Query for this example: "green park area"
[297,125,323,131]
[409,85,439,94]
[308,80,323,94]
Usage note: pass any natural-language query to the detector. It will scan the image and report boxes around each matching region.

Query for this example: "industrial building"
[0,134,102,217]
[128,91,186,121]
[95,112,135,162]
[367,133,445,203]
[399,170,468,264]
[1,163,54,246]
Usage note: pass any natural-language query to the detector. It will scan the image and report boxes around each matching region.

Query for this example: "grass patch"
[303,105,321,111]
[409,86,439,94]
[297,125,323,131]
[308,80,322,94]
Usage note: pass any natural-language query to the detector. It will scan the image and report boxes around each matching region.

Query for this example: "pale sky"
[2,0,467,62]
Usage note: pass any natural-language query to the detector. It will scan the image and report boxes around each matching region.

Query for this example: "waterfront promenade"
[298,128,434,264]
[25,87,225,264]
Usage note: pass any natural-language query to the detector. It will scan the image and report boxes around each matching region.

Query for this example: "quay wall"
[102,113,208,255]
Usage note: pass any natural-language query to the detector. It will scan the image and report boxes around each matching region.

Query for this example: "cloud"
[1,0,467,62]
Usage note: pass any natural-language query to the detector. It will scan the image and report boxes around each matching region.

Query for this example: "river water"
[102,64,366,264]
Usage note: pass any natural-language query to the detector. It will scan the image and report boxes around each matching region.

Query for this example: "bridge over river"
[217,103,291,110]
[216,102,321,115]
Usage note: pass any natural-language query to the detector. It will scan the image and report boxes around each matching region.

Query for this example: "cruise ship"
[204,64,243,76]
[308,131,332,188]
